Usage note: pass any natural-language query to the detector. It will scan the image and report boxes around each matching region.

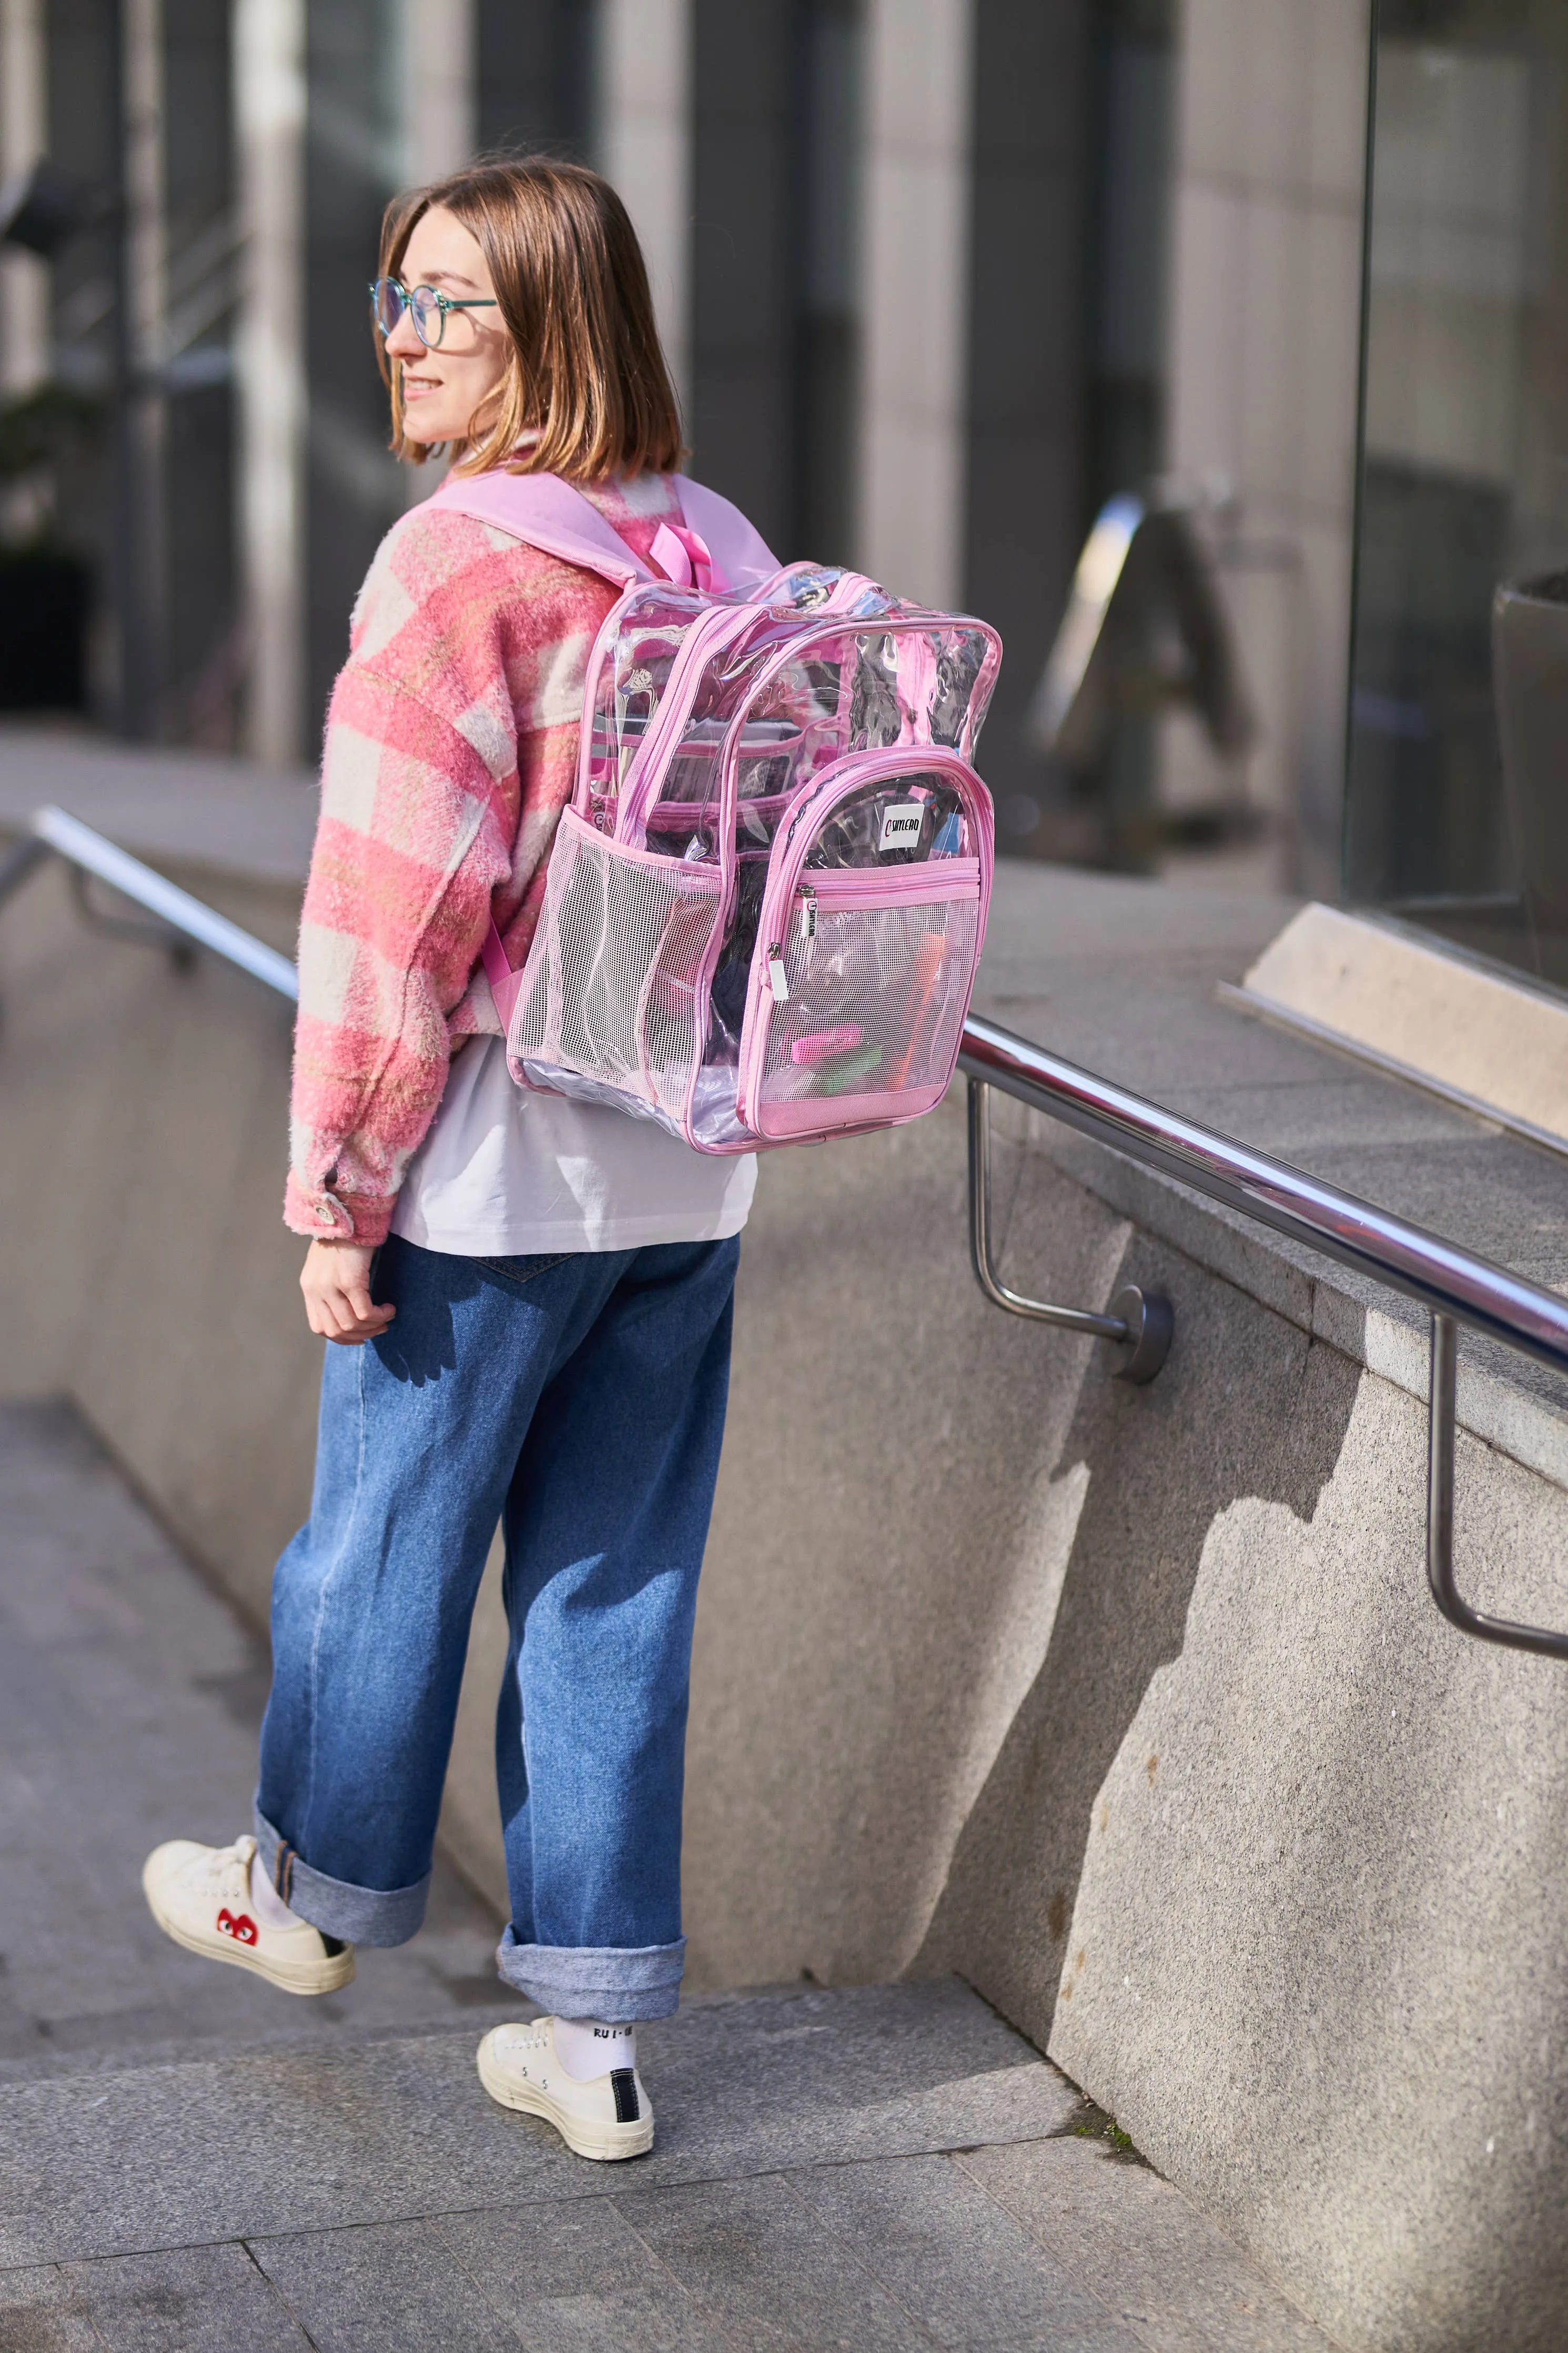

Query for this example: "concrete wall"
[1055,1368,1568,2353]
[698,1065,1568,2353]
[5,831,1568,2349]
[0,854,314,1595]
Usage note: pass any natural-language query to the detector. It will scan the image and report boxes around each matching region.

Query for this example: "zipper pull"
[766,944,790,1000]
[800,886,817,941]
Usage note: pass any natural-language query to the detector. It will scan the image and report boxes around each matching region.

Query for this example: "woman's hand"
[300,1240,396,1344]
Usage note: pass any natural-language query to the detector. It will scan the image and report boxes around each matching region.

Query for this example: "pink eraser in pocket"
[791,1023,863,1067]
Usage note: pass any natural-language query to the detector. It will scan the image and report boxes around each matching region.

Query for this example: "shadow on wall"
[681,1094,1361,2045]
[0,850,1365,2076]
[911,1185,1362,2039]
[1041,1339,1568,2351]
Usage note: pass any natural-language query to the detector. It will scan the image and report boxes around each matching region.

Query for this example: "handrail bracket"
[968,1078,1174,1385]
[67,863,195,966]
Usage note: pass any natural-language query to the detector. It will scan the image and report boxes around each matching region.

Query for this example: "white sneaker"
[141,1834,355,1996]
[477,2018,654,2160]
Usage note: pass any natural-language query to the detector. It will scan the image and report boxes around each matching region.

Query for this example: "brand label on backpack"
[878,803,924,852]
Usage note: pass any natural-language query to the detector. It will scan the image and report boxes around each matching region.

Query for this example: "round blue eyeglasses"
[369,276,498,350]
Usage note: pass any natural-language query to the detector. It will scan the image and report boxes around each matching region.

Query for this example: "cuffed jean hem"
[497,1927,687,2021]
[253,1806,430,1948]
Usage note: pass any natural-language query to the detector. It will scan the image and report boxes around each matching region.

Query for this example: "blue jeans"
[255,1232,740,2021]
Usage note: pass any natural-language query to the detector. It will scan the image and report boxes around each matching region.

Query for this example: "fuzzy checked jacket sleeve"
[284,473,682,1245]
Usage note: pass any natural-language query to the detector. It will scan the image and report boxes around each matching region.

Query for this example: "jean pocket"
[474,1251,576,1290]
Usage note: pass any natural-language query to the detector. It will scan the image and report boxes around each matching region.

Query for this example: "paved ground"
[0,1402,522,2073]
[0,1404,1344,2350]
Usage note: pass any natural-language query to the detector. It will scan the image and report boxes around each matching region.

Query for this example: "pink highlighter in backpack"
[428,468,1001,1154]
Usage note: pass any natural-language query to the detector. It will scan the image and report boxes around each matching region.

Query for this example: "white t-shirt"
[390,1037,757,1256]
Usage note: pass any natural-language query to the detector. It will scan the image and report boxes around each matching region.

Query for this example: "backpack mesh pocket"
[509,811,723,1130]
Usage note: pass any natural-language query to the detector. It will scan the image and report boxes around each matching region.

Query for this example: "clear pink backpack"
[429,469,1000,1153]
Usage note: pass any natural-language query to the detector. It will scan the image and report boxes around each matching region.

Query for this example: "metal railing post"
[1424,1313,1568,1660]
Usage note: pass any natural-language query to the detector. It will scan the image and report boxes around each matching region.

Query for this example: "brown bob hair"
[377,156,684,480]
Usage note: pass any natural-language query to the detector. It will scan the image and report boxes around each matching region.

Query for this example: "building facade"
[2,1,1375,897]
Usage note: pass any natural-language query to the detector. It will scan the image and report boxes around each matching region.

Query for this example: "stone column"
[402,0,477,185]
[234,0,306,767]
[855,0,975,606]
[121,0,167,732]
[600,0,692,410]
[689,0,792,540]
[1159,0,1373,893]
[395,0,476,519]
[0,0,48,396]
[962,0,1097,816]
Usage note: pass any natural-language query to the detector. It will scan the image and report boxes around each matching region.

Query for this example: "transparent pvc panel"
[646,618,995,861]
[584,584,721,822]
[800,770,970,868]
[1345,3,1568,987]
[641,571,849,859]
[751,891,983,1128]
[704,859,778,1084]
[700,766,975,1113]
[843,629,996,753]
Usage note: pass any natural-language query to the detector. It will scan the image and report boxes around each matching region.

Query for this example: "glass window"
[1346,1,1568,986]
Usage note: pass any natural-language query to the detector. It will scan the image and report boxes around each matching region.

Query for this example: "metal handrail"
[0,805,299,999]
[958,1014,1568,1661]
[3,807,1564,1657]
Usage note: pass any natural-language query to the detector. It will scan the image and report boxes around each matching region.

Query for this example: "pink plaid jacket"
[285,470,684,1245]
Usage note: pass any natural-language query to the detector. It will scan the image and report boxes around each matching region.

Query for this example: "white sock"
[553,2017,637,2081]
[249,1849,303,1930]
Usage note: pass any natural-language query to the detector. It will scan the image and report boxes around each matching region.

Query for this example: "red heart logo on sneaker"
[217,1908,259,1945]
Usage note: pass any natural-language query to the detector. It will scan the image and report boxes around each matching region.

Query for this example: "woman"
[141,158,765,2163]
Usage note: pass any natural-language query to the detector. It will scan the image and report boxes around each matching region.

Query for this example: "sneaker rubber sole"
[142,1863,355,1997]
[476,2028,654,2161]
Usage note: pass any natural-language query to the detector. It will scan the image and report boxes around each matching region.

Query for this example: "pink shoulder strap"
[669,476,780,593]
[422,466,780,596]
[424,468,651,587]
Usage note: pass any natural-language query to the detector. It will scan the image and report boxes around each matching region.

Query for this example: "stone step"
[0,1977,1068,2265]
[0,1395,1347,2348]
[0,1976,1343,2352]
